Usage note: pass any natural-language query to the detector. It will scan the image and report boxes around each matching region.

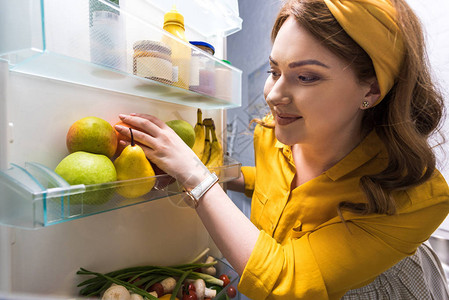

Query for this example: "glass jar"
[189,41,216,96]
[133,40,173,84]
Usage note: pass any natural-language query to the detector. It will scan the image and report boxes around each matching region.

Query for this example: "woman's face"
[264,16,374,147]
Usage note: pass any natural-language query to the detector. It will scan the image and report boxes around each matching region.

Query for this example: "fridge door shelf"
[0,155,241,229]
[0,0,242,109]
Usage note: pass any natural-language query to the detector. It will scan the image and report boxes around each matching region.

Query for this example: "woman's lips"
[275,114,302,125]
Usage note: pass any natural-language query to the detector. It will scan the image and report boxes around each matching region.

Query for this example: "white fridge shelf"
[0,0,242,109]
[0,156,241,229]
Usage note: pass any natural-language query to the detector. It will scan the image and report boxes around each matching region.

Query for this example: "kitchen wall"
[227,0,449,227]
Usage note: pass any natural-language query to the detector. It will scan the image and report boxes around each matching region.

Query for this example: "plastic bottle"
[89,0,125,71]
[162,5,191,90]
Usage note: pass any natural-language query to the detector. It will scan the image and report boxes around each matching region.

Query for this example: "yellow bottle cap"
[163,5,185,30]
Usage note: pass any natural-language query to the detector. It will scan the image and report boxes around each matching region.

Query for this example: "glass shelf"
[0,0,242,109]
[0,156,241,229]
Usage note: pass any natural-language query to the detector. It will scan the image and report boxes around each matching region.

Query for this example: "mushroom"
[200,256,217,276]
[193,279,205,300]
[130,294,144,300]
[191,278,217,300]
[205,287,217,299]
[102,284,131,300]
[149,277,177,297]
[160,277,177,294]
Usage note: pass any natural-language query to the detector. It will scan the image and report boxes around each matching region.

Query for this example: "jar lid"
[189,41,215,55]
[133,40,172,55]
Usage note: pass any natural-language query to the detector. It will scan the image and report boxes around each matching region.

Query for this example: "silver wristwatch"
[184,172,219,208]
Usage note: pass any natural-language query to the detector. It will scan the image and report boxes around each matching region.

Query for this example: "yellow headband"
[323,0,404,105]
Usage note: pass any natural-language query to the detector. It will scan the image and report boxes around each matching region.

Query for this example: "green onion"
[171,270,191,300]
[78,268,158,299]
[77,260,224,297]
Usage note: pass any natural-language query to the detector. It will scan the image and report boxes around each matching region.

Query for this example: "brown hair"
[268,0,445,215]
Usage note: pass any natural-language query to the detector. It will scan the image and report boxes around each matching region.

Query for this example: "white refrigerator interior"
[0,0,243,297]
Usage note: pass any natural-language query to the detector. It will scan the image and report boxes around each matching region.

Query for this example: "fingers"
[126,113,167,129]
[117,114,160,136]
[115,125,157,150]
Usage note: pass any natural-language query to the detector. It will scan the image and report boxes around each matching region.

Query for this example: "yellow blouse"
[238,125,449,300]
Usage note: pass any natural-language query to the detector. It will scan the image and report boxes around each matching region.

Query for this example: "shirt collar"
[275,140,285,149]
[274,130,385,181]
[325,130,385,181]
[275,139,294,166]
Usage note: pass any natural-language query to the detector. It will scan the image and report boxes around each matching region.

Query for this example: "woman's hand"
[115,113,210,189]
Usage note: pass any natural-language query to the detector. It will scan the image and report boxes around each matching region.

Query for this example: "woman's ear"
[361,79,381,109]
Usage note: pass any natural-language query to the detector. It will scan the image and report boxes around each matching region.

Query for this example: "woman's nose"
[267,95,291,106]
[265,80,292,106]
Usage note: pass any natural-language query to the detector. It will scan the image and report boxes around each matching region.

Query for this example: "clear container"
[89,2,126,71]
[189,41,216,96]
[133,40,173,84]
[215,59,233,102]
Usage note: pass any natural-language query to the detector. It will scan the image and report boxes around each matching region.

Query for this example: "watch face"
[182,192,198,208]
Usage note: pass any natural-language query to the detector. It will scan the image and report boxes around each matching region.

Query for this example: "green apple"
[66,116,117,158]
[55,151,117,205]
[166,119,195,148]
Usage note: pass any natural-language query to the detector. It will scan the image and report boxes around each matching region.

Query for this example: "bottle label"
[135,57,172,82]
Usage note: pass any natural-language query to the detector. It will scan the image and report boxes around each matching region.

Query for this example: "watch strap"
[184,172,219,208]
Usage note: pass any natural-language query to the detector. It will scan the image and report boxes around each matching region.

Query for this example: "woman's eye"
[267,70,280,78]
[298,75,320,83]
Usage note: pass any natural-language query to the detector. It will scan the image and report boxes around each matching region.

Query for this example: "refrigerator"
[0,0,243,298]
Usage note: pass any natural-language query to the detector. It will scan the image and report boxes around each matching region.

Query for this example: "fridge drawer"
[0,257,242,299]
[0,0,242,109]
[0,155,241,229]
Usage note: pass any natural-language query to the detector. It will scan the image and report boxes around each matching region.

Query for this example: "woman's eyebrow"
[269,56,330,69]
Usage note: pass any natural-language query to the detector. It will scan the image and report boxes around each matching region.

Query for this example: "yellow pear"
[114,128,155,198]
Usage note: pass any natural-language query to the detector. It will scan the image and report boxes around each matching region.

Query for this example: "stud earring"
[362,101,370,108]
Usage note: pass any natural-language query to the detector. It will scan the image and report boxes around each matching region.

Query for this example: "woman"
[115,0,449,298]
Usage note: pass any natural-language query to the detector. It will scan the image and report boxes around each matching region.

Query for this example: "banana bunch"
[192,111,223,170]
[201,118,213,165]
[192,109,206,159]
[206,121,223,169]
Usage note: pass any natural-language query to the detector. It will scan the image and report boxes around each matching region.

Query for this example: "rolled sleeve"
[237,207,445,300]
[241,166,256,198]
[238,230,328,300]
